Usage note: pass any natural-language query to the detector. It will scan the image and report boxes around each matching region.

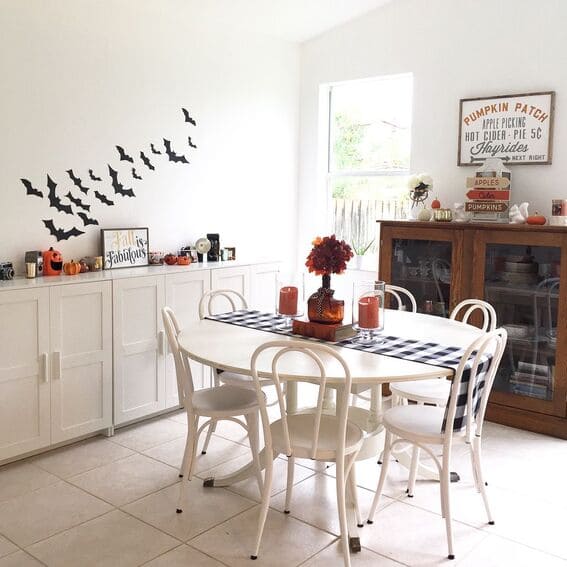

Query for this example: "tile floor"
[0,410,565,566]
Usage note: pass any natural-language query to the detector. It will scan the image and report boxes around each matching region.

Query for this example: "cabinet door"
[0,288,50,460]
[210,266,250,303]
[379,224,465,315]
[250,263,280,312]
[50,281,112,443]
[472,229,567,418]
[165,271,210,405]
[113,276,166,424]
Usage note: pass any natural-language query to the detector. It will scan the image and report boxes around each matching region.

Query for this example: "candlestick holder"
[352,280,385,343]
[275,274,304,328]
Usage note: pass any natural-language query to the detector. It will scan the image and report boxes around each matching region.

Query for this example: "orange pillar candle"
[279,286,298,315]
[358,295,379,329]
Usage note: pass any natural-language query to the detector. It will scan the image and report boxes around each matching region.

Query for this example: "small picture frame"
[100,228,149,269]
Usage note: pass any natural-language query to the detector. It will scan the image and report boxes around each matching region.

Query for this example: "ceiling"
[199,0,394,43]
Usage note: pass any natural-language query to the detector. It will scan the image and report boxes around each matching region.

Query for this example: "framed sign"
[101,228,149,269]
[458,91,555,166]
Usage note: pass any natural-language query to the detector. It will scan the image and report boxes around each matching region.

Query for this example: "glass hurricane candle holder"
[352,281,385,342]
[275,274,304,328]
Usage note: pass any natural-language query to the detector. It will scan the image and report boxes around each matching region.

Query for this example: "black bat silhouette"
[21,178,43,198]
[66,169,89,194]
[140,151,155,171]
[163,139,189,164]
[94,190,114,206]
[89,169,102,181]
[108,165,135,197]
[65,192,90,212]
[187,136,197,149]
[132,167,142,180]
[150,143,162,155]
[181,108,196,126]
[77,212,99,226]
[116,145,134,163]
[43,219,84,241]
[47,175,73,215]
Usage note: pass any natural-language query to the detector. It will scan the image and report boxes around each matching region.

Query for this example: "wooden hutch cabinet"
[378,220,567,439]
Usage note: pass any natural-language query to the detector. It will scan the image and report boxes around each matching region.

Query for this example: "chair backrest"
[450,299,497,331]
[250,340,352,461]
[162,306,194,405]
[199,289,248,319]
[442,328,507,441]
[385,284,417,312]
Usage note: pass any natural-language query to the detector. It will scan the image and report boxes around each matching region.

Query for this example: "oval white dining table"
[178,310,483,553]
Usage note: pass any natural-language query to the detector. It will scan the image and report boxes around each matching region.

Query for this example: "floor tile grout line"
[2,548,50,567]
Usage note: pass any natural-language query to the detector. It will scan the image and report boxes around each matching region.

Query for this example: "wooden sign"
[466,189,510,201]
[101,228,149,269]
[465,202,509,213]
[466,176,510,189]
[458,91,555,166]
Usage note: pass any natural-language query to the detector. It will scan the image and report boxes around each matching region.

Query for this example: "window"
[326,74,413,254]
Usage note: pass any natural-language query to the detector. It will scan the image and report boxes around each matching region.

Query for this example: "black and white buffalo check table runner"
[206,310,491,432]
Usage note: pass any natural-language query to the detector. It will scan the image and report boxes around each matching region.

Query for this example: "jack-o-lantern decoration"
[43,247,63,276]
[63,260,81,276]
[177,255,191,266]
[164,254,178,265]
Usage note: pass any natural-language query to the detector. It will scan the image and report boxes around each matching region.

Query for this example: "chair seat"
[217,370,272,389]
[390,378,451,405]
[270,413,364,462]
[384,404,465,444]
[192,385,260,416]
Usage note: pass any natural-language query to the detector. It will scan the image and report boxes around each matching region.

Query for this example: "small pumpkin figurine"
[43,247,64,276]
[63,260,81,276]
[526,212,547,225]
[79,259,90,273]
[164,254,178,266]
[177,255,191,266]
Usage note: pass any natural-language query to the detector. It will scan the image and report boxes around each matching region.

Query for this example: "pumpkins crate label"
[465,201,509,213]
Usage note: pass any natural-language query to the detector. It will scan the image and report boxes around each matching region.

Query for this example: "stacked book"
[509,361,552,399]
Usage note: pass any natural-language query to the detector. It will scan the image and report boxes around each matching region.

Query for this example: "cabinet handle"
[41,353,49,383]
[52,351,62,380]
[158,331,166,356]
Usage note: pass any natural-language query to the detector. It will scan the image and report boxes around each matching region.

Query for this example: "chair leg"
[200,419,217,455]
[440,450,455,560]
[177,413,199,513]
[407,446,420,497]
[245,412,263,496]
[284,456,295,513]
[471,436,494,525]
[335,457,351,567]
[251,451,275,560]
[348,465,363,527]
[368,431,393,523]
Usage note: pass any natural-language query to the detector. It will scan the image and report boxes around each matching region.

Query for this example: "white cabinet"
[0,282,112,461]
[164,271,210,406]
[250,262,280,312]
[0,288,50,460]
[50,281,112,443]
[211,265,250,302]
[113,275,166,425]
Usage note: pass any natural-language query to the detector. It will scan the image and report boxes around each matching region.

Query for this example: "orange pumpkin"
[177,255,191,266]
[164,254,178,265]
[526,212,546,225]
[43,247,63,276]
[431,197,441,209]
[63,260,81,275]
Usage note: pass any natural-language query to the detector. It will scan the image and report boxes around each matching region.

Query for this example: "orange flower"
[305,234,353,276]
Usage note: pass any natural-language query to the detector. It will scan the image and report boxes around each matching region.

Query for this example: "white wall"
[0,1,300,273]
[298,0,567,254]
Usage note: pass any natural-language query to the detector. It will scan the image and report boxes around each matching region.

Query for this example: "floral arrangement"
[305,235,353,276]
[407,173,433,192]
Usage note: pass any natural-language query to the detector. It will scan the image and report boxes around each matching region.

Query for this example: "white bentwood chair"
[161,307,264,513]
[367,328,507,560]
[249,340,364,567]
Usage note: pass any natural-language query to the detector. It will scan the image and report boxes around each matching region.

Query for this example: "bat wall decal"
[66,169,89,194]
[150,143,162,155]
[182,108,196,126]
[94,190,114,206]
[89,169,102,181]
[77,212,99,226]
[43,219,84,241]
[108,165,135,197]
[21,178,43,198]
[163,139,189,164]
[132,168,142,180]
[116,145,134,163]
[66,192,90,212]
[187,136,197,149]
[47,175,74,215]
[140,151,155,171]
